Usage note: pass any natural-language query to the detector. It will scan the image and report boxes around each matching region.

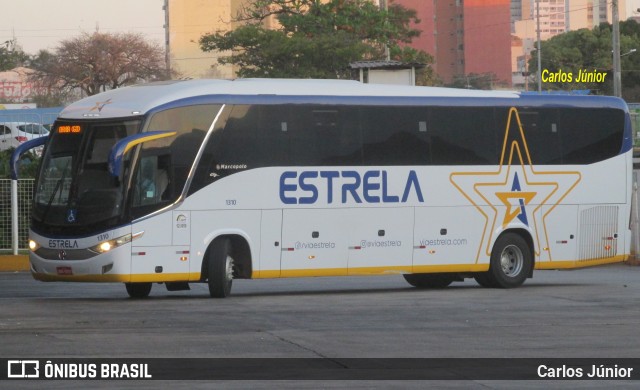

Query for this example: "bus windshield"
[32,104,223,235]
[32,119,140,234]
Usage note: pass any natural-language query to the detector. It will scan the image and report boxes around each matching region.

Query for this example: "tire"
[208,238,234,298]
[477,233,532,288]
[125,282,152,298]
[403,273,454,288]
[473,273,498,288]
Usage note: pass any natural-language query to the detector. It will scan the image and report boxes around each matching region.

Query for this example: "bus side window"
[132,154,171,206]
[429,107,498,165]
[515,109,561,164]
[217,105,260,170]
[135,156,158,206]
[559,108,625,164]
[169,128,206,193]
[289,105,362,166]
[259,105,290,166]
[361,106,430,166]
[133,104,221,215]
[188,112,230,195]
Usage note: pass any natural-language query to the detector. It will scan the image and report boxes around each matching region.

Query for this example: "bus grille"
[578,206,618,262]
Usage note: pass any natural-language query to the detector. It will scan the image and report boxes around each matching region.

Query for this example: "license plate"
[56,266,73,275]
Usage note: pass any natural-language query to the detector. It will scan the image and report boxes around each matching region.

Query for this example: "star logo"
[450,107,581,263]
[89,98,112,112]
[495,173,535,228]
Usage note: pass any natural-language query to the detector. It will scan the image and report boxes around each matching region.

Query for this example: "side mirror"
[108,131,176,177]
[10,136,48,180]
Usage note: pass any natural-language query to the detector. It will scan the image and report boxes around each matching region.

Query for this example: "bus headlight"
[28,240,40,251]
[99,242,112,252]
[90,233,132,254]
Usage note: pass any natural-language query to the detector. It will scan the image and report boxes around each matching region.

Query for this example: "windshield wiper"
[39,160,71,224]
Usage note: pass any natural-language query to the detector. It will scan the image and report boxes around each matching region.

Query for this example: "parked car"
[0,122,49,152]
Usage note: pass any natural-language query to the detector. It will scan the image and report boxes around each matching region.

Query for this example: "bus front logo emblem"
[58,250,67,260]
[89,98,112,113]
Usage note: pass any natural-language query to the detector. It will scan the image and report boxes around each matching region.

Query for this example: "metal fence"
[0,179,34,251]
[0,108,62,129]
[631,110,640,150]
[0,108,62,252]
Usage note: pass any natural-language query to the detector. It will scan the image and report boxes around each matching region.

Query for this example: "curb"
[0,255,29,272]
[626,257,640,266]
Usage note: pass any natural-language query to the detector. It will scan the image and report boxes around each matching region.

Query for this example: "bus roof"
[58,78,628,120]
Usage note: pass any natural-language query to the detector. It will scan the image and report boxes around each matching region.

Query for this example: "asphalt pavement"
[1,264,639,388]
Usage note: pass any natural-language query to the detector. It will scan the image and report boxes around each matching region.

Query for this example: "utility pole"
[536,0,542,93]
[163,0,171,76]
[612,0,621,97]
[380,0,390,61]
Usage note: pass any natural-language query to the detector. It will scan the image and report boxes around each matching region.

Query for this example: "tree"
[390,45,438,86]
[29,32,168,96]
[0,149,39,179]
[528,20,640,100]
[0,40,29,71]
[199,0,434,81]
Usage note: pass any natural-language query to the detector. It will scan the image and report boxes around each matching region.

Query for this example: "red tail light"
[14,136,28,143]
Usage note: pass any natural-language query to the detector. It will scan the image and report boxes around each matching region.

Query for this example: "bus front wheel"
[125,282,152,298]
[403,273,454,288]
[475,233,532,288]
[207,238,234,298]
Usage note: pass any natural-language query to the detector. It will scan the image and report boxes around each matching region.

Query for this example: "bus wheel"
[479,233,532,288]
[208,238,234,298]
[403,273,454,288]
[473,273,497,288]
[125,282,152,298]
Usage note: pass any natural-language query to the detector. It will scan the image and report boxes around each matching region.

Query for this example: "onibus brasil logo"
[449,107,581,263]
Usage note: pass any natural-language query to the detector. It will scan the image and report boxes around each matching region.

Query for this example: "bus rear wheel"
[125,282,152,298]
[403,273,454,288]
[475,233,532,288]
[207,238,234,298]
[473,273,498,288]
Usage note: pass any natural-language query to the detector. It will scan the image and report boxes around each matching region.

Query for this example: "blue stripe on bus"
[146,93,631,157]
[621,113,633,154]
[146,94,629,115]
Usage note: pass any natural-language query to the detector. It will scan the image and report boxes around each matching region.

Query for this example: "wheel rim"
[225,255,234,283]
[500,244,524,277]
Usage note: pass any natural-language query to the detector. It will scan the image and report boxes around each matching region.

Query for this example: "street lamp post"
[613,0,621,97]
[163,0,171,75]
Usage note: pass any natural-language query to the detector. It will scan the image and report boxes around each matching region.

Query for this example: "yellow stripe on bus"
[255,264,489,279]
[31,272,199,283]
[30,254,628,283]
[535,255,628,270]
[123,131,177,154]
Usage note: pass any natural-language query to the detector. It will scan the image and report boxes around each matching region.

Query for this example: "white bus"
[18,79,632,298]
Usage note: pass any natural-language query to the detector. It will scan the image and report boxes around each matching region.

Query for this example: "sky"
[1,0,640,55]
[0,0,165,54]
